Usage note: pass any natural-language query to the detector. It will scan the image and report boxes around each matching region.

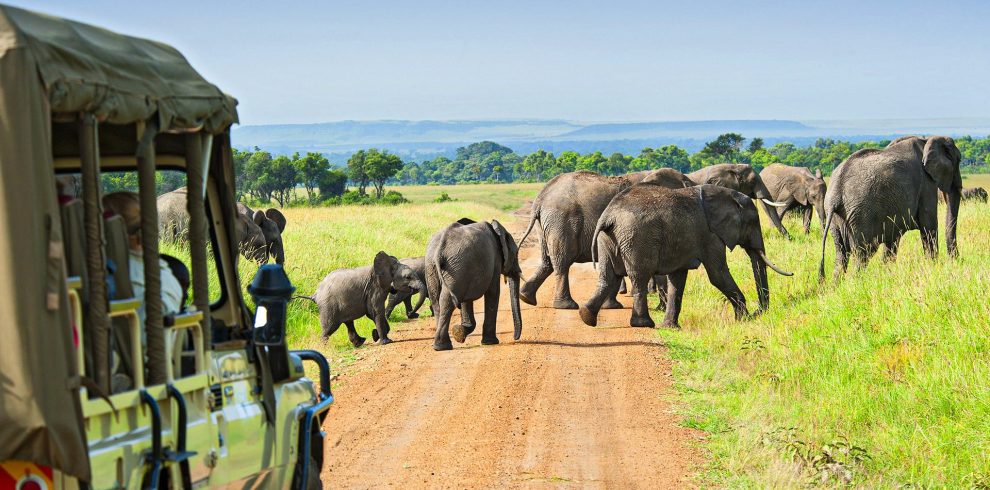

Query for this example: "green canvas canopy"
[0,3,238,481]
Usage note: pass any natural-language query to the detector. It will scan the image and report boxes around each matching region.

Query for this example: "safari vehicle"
[0,5,330,489]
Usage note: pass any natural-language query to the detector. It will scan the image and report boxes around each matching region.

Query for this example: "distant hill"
[232,118,990,163]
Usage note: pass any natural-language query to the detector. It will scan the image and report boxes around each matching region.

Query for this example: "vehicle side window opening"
[56,123,228,394]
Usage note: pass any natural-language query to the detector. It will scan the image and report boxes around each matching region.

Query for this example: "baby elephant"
[313,252,423,347]
[426,218,523,351]
[385,257,428,319]
[580,183,793,329]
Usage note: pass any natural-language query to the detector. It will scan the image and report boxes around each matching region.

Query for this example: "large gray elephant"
[961,187,988,203]
[157,187,285,263]
[819,136,962,279]
[312,252,423,347]
[760,164,827,234]
[518,169,686,310]
[425,218,523,351]
[579,183,792,329]
[687,164,790,237]
[385,256,428,319]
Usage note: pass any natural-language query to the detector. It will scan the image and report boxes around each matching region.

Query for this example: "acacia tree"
[268,155,298,207]
[244,150,274,201]
[347,150,369,195]
[365,149,404,199]
[294,151,330,202]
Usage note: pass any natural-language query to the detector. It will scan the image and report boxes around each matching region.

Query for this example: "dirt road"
[321,209,701,488]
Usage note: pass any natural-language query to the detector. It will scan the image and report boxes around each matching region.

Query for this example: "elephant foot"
[450,323,472,343]
[407,312,420,319]
[481,336,500,345]
[350,336,367,348]
[553,298,579,310]
[660,320,681,330]
[371,329,380,342]
[630,315,656,328]
[602,298,624,309]
[433,340,453,351]
[518,287,538,306]
[752,307,766,317]
[378,336,393,346]
[578,306,598,327]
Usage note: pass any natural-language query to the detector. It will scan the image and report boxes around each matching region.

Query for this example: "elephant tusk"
[761,199,790,208]
[759,251,793,276]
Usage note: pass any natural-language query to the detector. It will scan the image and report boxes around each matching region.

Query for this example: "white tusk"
[762,199,789,208]
[759,251,793,276]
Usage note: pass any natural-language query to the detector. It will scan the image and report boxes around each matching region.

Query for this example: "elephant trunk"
[755,180,790,238]
[507,276,523,340]
[945,188,961,258]
[748,250,770,314]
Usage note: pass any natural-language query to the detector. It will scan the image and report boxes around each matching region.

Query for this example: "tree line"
[222,133,990,205]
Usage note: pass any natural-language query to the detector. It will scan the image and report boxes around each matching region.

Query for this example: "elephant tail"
[518,210,549,261]
[434,227,461,305]
[292,295,317,304]
[818,210,834,282]
[591,214,613,270]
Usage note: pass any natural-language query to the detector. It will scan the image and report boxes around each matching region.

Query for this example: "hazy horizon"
[10,1,990,125]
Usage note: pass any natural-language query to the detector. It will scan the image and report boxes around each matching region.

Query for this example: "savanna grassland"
[172,176,989,487]
[662,173,990,487]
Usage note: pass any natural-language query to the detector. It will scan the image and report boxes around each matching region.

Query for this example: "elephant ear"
[815,168,823,179]
[700,186,744,250]
[922,137,962,193]
[265,208,287,232]
[490,220,521,277]
[372,251,394,290]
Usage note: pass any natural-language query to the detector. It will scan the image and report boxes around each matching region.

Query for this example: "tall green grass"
[658,179,990,486]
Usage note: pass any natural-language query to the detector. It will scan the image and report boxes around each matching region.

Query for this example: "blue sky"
[11,0,990,124]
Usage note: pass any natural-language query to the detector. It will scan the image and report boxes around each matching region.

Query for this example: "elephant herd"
[160,134,980,352]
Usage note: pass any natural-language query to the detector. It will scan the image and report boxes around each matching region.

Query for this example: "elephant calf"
[312,252,423,347]
[385,256,428,319]
[580,183,792,329]
[426,218,523,351]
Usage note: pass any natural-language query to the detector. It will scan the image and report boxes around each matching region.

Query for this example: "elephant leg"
[704,255,748,320]
[344,321,365,348]
[579,258,623,326]
[831,223,851,279]
[520,253,553,306]
[653,275,669,311]
[550,259,579,310]
[918,204,939,260]
[481,277,501,345]
[802,207,813,234]
[451,301,476,343]
[321,320,343,343]
[409,291,426,318]
[618,278,628,295]
[403,295,418,318]
[628,274,655,328]
[661,271,687,328]
[432,293,455,351]
[385,293,403,318]
[603,274,625,309]
[369,311,392,345]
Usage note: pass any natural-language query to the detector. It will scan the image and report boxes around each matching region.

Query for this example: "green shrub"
[434,192,455,203]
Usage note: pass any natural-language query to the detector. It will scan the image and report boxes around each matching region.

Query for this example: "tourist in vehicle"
[102,191,184,324]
